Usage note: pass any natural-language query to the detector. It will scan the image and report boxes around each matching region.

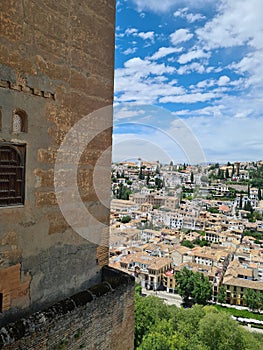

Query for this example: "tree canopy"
[175,267,212,306]
[135,293,263,350]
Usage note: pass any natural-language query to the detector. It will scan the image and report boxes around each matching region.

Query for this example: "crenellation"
[0,80,55,100]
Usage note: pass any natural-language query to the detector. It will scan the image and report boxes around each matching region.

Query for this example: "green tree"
[175,268,195,306]
[123,189,131,200]
[155,178,163,189]
[138,167,144,180]
[138,320,187,350]
[243,288,260,311]
[120,215,131,223]
[181,240,194,249]
[146,173,150,185]
[258,188,262,200]
[208,207,219,214]
[225,168,229,178]
[239,194,243,209]
[244,200,253,213]
[198,309,261,350]
[217,168,224,179]
[217,285,226,304]
[134,295,172,348]
[175,268,212,306]
[134,295,263,350]
[231,165,234,177]
[192,273,213,305]
[191,172,194,183]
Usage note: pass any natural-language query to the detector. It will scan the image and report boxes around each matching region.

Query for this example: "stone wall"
[0,0,115,324]
[0,267,135,350]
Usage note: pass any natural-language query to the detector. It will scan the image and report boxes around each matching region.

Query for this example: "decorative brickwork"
[0,80,55,100]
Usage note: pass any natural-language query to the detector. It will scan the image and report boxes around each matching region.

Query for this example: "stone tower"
[0,1,134,349]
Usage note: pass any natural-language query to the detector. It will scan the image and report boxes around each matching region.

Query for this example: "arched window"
[12,109,28,133]
[0,143,26,206]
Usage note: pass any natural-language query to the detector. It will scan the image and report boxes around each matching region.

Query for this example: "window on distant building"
[12,109,28,133]
[0,143,26,206]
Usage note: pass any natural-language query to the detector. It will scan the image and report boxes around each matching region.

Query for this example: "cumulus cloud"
[137,31,155,42]
[178,49,210,64]
[123,47,137,55]
[125,28,138,35]
[130,0,213,14]
[130,0,179,13]
[124,28,155,43]
[170,29,194,45]
[196,0,263,50]
[114,107,146,121]
[217,75,230,86]
[174,7,206,23]
[115,57,186,104]
[150,47,183,60]
[186,13,206,23]
[160,92,218,104]
[177,62,206,75]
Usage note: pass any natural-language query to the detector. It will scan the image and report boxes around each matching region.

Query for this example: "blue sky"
[113,0,263,164]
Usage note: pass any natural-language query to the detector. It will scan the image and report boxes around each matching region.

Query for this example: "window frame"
[0,142,26,207]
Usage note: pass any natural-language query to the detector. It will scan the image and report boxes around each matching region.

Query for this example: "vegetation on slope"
[135,292,263,350]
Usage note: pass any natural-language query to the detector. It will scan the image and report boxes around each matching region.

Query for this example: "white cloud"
[193,75,230,90]
[125,28,138,35]
[173,7,205,23]
[177,62,206,75]
[178,49,210,64]
[170,29,193,45]
[123,47,137,55]
[186,13,205,23]
[130,0,213,14]
[121,57,175,76]
[114,107,146,121]
[160,92,218,104]
[130,0,179,13]
[177,115,263,162]
[150,46,183,60]
[196,0,263,50]
[230,51,263,87]
[173,7,188,17]
[124,28,155,43]
[217,75,230,86]
[137,31,155,42]
[115,57,186,104]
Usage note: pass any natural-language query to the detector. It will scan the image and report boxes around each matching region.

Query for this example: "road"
[142,289,183,307]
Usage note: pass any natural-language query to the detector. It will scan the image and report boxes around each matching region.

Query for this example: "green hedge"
[214,304,263,321]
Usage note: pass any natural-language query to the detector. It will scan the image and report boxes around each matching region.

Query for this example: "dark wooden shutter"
[0,143,26,206]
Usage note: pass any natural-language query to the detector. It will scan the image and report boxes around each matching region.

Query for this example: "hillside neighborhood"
[110,160,263,307]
